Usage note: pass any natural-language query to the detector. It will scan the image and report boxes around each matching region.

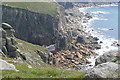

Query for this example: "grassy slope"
[1,38,86,78]
[3,2,58,17]
[2,63,86,78]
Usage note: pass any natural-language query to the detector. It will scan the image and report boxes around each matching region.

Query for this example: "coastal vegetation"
[3,2,58,17]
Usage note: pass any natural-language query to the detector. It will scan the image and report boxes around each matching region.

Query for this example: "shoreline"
[79,5,118,70]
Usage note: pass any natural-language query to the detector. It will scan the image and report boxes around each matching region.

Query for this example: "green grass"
[1,62,86,78]
[3,2,58,17]
[15,38,49,65]
[15,38,47,52]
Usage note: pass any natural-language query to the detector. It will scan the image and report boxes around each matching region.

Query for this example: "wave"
[98,28,114,31]
[91,11,110,14]
[99,4,118,7]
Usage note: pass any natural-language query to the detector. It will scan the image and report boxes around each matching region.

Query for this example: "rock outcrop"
[1,23,20,58]
[0,59,17,70]
[95,51,118,66]
[83,51,120,78]
[83,62,119,78]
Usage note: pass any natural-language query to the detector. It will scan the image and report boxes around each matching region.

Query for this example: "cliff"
[2,2,69,50]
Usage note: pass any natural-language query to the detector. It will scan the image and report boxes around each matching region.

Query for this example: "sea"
[79,5,119,71]
[85,5,118,40]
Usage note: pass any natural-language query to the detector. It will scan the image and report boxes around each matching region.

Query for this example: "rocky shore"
[38,5,102,71]
[41,3,120,72]
[83,50,120,78]
[40,3,120,78]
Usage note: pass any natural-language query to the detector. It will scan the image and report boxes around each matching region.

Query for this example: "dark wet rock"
[117,44,120,46]
[99,41,103,43]
[76,35,87,44]
[19,53,27,60]
[85,13,92,19]
[91,42,98,44]
[83,20,88,23]
[83,62,119,78]
[94,45,101,49]
[93,37,99,41]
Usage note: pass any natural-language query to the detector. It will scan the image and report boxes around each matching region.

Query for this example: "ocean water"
[85,6,118,40]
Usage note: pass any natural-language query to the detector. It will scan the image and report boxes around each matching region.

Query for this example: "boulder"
[8,50,20,58]
[1,23,20,58]
[83,62,119,78]
[2,23,15,37]
[36,50,53,63]
[99,41,103,43]
[6,44,17,52]
[91,42,98,44]
[0,59,17,70]
[76,35,87,44]
[95,51,118,66]
[85,13,92,19]
[2,23,12,29]
[76,52,82,58]
[64,54,74,59]
[93,37,99,41]
[94,45,101,49]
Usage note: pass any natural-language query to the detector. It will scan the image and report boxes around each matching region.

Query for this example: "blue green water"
[85,6,118,40]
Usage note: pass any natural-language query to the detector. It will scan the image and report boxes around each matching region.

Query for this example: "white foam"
[91,11,110,14]
[98,28,113,31]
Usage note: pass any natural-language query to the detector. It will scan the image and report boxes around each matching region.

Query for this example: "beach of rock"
[37,5,103,71]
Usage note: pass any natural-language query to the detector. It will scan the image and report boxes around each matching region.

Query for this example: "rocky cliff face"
[2,5,70,51]
[2,5,59,46]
